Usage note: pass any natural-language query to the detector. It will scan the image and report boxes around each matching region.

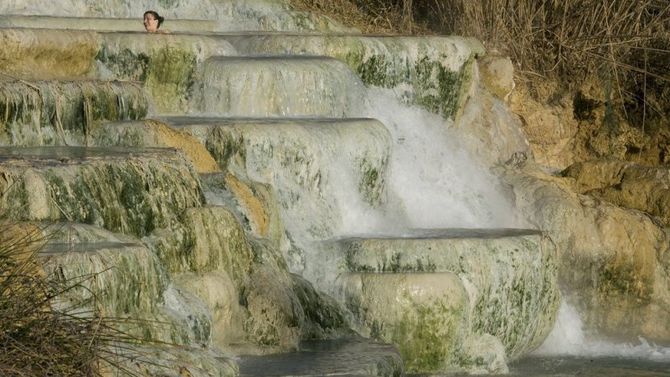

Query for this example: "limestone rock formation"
[562,159,670,227]
[501,163,670,343]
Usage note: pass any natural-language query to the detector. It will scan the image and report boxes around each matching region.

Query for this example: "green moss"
[145,47,197,113]
[0,81,147,145]
[358,157,386,206]
[357,55,398,87]
[147,209,255,292]
[96,47,149,81]
[415,258,437,272]
[0,175,30,220]
[189,313,212,345]
[414,55,472,118]
[206,128,246,172]
[344,243,438,273]
[390,302,462,372]
[96,45,197,113]
[599,261,652,301]
[291,275,350,338]
[344,243,374,272]
[343,50,406,88]
[389,252,402,272]
[342,50,364,76]
[469,247,560,357]
[157,0,179,7]
[340,48,474,119]
[38,161,204,237]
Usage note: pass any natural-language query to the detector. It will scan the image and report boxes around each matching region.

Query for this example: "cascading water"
[535,301,670,361]
[356,87,523,231]
[159,35,557,372]
[288,86,526,291]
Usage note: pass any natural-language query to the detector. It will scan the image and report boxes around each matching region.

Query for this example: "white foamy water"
[535,301,670,361]
[358,88,521,230]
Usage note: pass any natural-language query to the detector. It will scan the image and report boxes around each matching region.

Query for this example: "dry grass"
[429,1,670,123]
[290,0,431,34]
[0,222,139,376]
[291,0,670,127]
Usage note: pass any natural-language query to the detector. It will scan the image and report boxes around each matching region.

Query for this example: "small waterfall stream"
[535,302,670,361]
[360,87,522,230]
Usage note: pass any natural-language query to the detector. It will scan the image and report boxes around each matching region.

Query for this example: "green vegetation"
[96,48,149,81]
[96,46,197,114]
[599,260,653,301]
[0,80,147,145]
[414,55,471,118]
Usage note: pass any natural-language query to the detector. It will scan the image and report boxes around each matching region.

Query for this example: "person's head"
[143,10,164,32]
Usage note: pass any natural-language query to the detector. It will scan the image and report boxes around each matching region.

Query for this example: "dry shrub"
[0,222,136,377]
[426,1,670,124]
[291,0,670,127]
[290,0,431,34]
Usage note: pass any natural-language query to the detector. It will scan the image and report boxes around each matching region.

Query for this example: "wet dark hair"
[143,10,164,28]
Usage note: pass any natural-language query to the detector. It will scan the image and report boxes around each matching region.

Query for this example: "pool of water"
[438,356,670,377]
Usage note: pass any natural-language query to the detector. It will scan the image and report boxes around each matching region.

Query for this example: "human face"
[143,14,159,32]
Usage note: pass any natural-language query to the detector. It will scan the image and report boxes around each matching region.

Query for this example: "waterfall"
[289,86,524,243]
[358,87,522,231]
[535,301,670,361]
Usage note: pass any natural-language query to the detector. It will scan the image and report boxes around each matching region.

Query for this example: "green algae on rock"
[226,34,483,119]
[95,32,237,113]
[336,229,559,373]
[339,272,472,373]
[145,206,255,285]
[0,80,147,146]
[164,117,391,247]
[0,147,205,237]
[40,223,215,346]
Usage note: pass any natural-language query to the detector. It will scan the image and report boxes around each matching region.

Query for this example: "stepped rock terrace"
[7,3,659,375]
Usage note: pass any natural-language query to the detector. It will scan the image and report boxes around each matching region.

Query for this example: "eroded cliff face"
[475,51,670,346]
[498,161,670,344]
[509,79,670,170]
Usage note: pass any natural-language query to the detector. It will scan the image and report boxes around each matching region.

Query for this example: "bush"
[0,222,132,376]
[424,1,670,124]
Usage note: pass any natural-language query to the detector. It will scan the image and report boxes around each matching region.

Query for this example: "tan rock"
[478,55,515,101]
[181,206,255,284]
[509,84,579,169]
[338,272,472,373]
[243,263,303,352]
[0,29,98,79]
[224,173,274,239]
[501,163,670,342]
[143,119,221,174]
[562,160,670,226]
[456,82,531,167]
[173,271,247,350]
